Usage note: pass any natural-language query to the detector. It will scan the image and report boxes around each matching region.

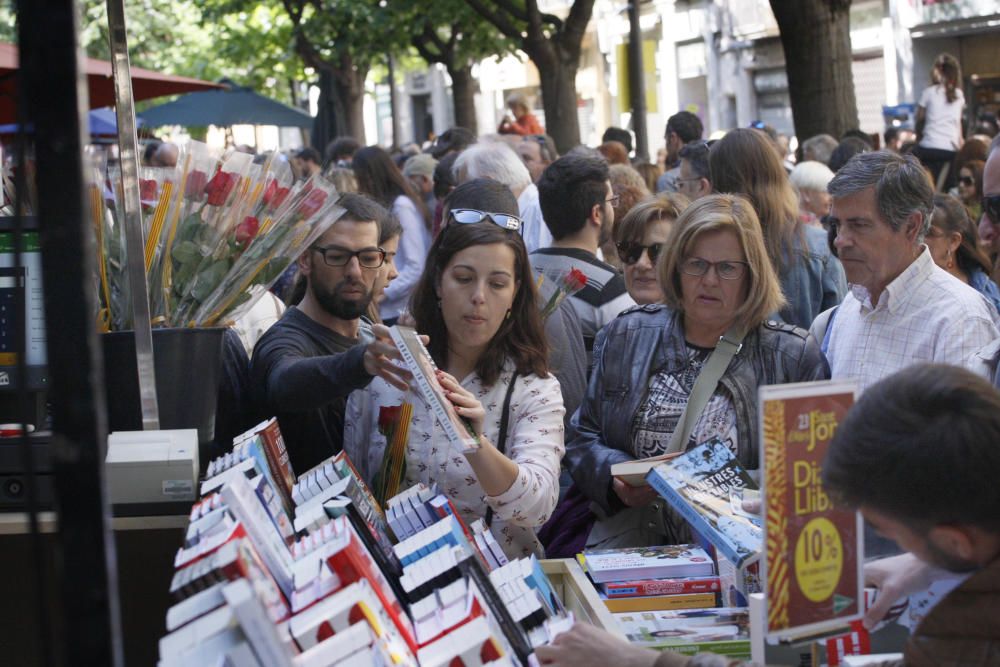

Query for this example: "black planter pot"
[101,327,225,445]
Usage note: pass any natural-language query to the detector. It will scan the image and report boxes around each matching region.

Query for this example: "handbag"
[583,324,748,550]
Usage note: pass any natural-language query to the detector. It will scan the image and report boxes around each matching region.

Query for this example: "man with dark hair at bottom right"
[536,363,1000,667]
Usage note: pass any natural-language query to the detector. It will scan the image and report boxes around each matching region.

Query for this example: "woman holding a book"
[344,179,565,559]
[563,194,828,549]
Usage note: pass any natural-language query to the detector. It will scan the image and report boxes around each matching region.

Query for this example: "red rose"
[235,216,259,246]
[261,179,277,206]
[270,187,291,210]
[564,268,587,292]
[297,189,328,220]
[205,170,237,207]
[139,179,157,201]
[185,170,208,199]
[378,405,401,436]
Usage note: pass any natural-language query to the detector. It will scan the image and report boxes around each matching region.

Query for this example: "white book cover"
[582,544,715,584]
[389,325,478,453]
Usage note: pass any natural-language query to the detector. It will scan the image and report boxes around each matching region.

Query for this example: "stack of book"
[159,419,574,666]
[578,544,720,613]
[615,608,752,660]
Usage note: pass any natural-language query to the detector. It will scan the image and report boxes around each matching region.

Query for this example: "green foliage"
[390,0,516,72]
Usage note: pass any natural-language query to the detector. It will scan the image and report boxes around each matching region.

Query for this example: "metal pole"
[18,0,124,664]
[106,0,160,431]
[627,0,649,162]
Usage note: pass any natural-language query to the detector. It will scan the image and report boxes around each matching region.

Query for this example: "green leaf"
[190,259,232,303]
[171,240,201,265]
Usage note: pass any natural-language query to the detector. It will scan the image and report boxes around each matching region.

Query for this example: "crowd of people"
[196,69,1000,665]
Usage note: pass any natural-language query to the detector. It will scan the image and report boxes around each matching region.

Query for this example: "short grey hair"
[801,134,838,165]
[790,160,834,193]
[828,150,934,241]
[453,142,532,192]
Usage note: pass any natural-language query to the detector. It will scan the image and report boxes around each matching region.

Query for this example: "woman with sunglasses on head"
[613,193,691,304]
[565,195,828,549]
[925,194,1000,313]
[344,179,565,559]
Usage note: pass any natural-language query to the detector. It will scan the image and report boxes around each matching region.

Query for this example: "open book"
[389,325,479,453]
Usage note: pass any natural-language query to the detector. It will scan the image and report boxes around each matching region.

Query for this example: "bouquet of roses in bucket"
[536,267,587,319]
[91,140,345,331]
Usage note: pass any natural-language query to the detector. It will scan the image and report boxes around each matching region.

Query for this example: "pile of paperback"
[157,418,574,666]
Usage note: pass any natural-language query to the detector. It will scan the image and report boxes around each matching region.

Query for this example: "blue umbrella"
[138,80,313,129]
[0,107,144,135]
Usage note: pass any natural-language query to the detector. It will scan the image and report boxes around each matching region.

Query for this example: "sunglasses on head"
[447,208,523,234]
[617,242,663,266]
[985,195,1000,225]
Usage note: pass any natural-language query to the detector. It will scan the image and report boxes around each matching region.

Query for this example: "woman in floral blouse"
[345,179,565,559]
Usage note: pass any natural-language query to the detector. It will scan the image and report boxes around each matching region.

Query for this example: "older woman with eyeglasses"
[565,194,829,548]
[613,193,691,304]
[344,179,564,559]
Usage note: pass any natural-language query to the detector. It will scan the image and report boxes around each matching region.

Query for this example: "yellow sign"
[616,40,658,114]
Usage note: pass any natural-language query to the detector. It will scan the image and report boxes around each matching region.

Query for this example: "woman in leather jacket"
[565,195,829,546]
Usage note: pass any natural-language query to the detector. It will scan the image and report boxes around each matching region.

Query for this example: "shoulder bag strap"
[485,372,519,528]
[664,325,746,455]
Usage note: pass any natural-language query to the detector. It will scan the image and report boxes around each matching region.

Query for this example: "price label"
[794,516,843,602]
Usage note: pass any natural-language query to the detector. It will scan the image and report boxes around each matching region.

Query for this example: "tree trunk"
[448,63,479,134]
[336,58,368,145]
[535,45,582,154]
[313,70,343,156]
[770,0,857,140]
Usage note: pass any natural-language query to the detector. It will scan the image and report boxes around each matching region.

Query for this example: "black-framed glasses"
[958,176,974,187]
[985,195,1000,224]
[606,194,621,207]
[680,257,749,280]
[448,208,523,234]
[617,242,663,266]
[310,244,386,268]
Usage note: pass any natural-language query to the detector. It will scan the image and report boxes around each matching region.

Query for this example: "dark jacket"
[778,224,846,329]
[566,304,829,516]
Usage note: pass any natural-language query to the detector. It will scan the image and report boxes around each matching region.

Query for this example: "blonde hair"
[658,194,786,333]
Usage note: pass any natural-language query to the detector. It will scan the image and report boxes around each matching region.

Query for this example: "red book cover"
[601,575,722,598]
[324,517,417,652]
[257,418,296,508]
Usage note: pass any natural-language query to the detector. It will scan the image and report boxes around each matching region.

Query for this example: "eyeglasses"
[606,194,621,207]
[680,257,749,280]
[985,195,1000,224]
[617,242,663,266]
[448,208,523,234]
[310,244,386,268]
[958,176,974,187]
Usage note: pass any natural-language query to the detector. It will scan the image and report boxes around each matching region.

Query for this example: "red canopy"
[0,42,224,124]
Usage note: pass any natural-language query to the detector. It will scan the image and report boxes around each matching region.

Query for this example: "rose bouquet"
[536,267,588,319]
[90,140,344,331]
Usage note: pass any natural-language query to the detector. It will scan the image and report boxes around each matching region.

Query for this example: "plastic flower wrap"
[373,402,413,507]
[537,267,587,319]
[88,140,345,330]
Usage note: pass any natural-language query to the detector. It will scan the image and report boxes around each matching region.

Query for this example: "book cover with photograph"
[600,575,722,599]
[647,438,763,569]
[389,325,478,453]
[614,607,751,658]
[582,544,715,584]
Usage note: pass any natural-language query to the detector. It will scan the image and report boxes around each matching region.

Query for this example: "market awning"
[0,41,223,123]
[138,80,313,129]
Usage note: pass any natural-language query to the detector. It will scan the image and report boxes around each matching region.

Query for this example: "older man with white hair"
[789,160,835,224]
[453,141,552,252]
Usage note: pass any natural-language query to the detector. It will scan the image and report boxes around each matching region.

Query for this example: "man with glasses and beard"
[250,193,412,473]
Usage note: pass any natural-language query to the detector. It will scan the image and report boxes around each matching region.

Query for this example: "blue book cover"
[646,438,762,569]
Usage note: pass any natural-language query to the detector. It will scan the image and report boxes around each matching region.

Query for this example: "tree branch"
[493,0,530,22]
[561,0,594,50]
[463,0,524,43]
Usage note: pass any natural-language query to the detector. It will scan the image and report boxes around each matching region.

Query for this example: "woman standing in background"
[914,53,965,191]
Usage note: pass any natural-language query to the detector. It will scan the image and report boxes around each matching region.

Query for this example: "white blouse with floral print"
[343,360,565,559]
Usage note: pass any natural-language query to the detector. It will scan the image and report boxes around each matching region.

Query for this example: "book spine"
[602,576,722,598]
[646,468,746,568]
[602,592,717,613]
[257,421,296,509]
